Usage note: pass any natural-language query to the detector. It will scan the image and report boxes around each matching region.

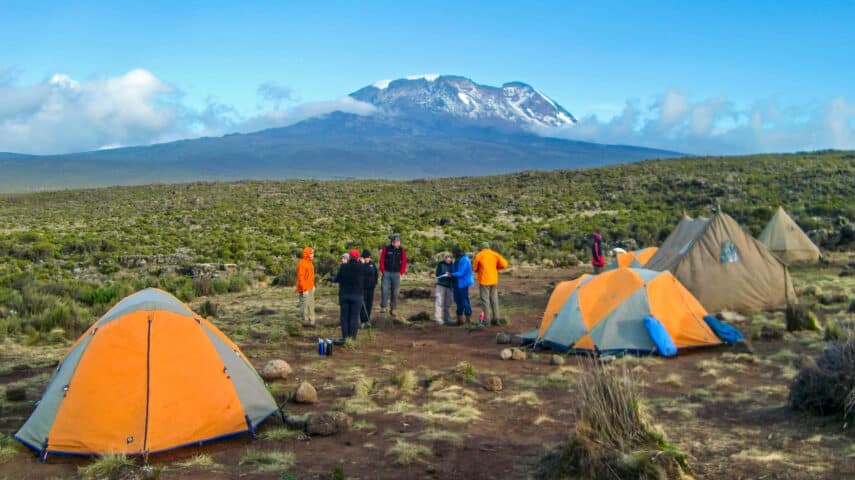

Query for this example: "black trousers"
[361,287,375,324]
[340,294,363,339]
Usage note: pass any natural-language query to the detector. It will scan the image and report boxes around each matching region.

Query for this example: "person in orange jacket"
[296,246,316,327]
[472,241,509,325]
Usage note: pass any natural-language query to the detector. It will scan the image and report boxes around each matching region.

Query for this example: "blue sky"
[1,0,854,154]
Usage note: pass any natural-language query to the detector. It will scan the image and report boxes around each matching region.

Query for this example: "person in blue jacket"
[450,245,474,326]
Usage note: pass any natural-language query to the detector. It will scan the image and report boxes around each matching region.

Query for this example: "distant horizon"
[2,1,854,156]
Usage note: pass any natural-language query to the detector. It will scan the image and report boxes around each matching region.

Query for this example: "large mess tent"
[757,206,821,264]
[644,212,795,312]
[16,288,278,457]
[523,269,721,355]
[606,246,658,270]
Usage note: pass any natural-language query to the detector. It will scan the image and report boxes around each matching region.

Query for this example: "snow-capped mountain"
[350,75,576,130]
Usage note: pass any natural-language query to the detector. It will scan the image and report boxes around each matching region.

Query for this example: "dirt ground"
[1,261,854,479]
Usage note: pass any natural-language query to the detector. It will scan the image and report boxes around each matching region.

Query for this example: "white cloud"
[0,69,377,155]
[536,90,855,154]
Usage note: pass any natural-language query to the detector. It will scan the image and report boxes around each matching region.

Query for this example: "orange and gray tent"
[521,269,721,354]
[15,288,278,457]
[644,212,795,313]
[757,207,821,264]
[606,247,659,270]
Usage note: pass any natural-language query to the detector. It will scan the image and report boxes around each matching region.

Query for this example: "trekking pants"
[361,287,375,324]
[479,284,500,322]
[380,272,401,310]
[340,294,363,340]
[453,285,472,316]
[434,285,453,323]
[298,289,316,325]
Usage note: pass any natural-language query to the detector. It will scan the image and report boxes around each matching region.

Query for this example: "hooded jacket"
[296,247,315,293]
[472,248,509,286]
[591,233,605,267]
[451,253,475,288]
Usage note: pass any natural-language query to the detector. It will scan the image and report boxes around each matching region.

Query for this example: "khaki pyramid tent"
[645,212,795,312]
[16,288,278,457]
[757,207,821,264]
[606,246,658,270]
[522,269,721,354]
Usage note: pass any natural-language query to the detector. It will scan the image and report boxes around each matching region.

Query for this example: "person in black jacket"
[360,248,379,327]
[434,253,454,324]
[333,249,366,344]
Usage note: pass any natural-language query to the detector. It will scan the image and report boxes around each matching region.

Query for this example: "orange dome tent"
[15,288,278,457]
[606,246,658,270]
[522,269,721,355]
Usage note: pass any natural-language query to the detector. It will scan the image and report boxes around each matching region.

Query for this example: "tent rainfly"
[16,288,278,457]
[606,246,659,271]
[757,206,821,264]
[644,212,795,313]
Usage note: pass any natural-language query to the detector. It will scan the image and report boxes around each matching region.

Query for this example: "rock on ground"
[550,355,565,366]
[483,376,503,392]
[598,355,616,365]
[283,414,309,430]
[407,311,431,322]
[307,411,352,436]
[717,311,747,323]
[511,348,526,361]
[496,333,512,344]
[261,359,293,380]
[294,381,318,404]
[500,348,513,360]
[401,287,432,299]
[5,387,26,402]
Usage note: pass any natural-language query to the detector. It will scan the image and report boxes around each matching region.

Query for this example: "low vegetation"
[789,332,855,419]
[536,360,689,480]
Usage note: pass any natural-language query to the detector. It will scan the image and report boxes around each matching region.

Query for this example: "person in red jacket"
[591,232,605,274]
[379,233,407,317]
[295,246,316,326]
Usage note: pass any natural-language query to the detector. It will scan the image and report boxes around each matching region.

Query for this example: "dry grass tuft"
[391,369,418,393]
[418,428,466,445]
[535,360,689,480]
[259,426,308,441]
[175,453,218,468]
[387,439,432,465]
[789,333,855,419]
[78,454,137,480]
[239,447,296,473]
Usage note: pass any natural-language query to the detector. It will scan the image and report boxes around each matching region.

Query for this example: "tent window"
[720,241,740,264]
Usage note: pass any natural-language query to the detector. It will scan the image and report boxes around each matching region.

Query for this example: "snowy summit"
[351,75,576,129]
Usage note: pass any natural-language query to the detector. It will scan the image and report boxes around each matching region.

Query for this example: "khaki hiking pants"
[434,285,453,323]
[479,284,500,323]
[299,289,316,325]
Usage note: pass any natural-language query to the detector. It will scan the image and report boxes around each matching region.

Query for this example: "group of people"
[294,234,509,345]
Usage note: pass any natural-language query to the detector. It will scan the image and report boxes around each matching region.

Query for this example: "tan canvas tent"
[645,212,795,312]
[757,207,821,264]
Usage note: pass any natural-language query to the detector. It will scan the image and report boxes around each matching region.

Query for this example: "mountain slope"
[0,75,683,192]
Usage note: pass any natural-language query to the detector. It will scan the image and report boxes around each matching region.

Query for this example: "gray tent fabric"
[758,207,821,264]
[645,213,795,313]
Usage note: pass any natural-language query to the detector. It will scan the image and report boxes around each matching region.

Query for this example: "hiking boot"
[390,309,398,318]
[465,315,472,324]
[490,319,499,326]
[380,307,387,314]
[456,315,463,326]
[332,338,346,346]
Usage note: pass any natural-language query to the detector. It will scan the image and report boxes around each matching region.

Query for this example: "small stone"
[283,414,309,430]
[550,355,565,366]
[760,325,785,340]
[598,355,616,365]
[5,387,26,402]
[496,333,512,344]
[500,348,513,360]
[306,411,352,436]
[511,348,526,361]
[483,376,503,392]
[732,339,754,355]
[294,382,318,404]
[261,359,293,380]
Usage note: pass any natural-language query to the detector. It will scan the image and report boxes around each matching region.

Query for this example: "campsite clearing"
[1,259,853,479]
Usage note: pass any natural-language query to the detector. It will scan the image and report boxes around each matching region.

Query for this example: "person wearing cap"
[295,246,316,327]
[591,232,605,274]
[333,249,367,344]
[450,245,474,325]
[360,248,379,327]
[434,253,454,325]
[380,234,407,317]
[472,241,509,325]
